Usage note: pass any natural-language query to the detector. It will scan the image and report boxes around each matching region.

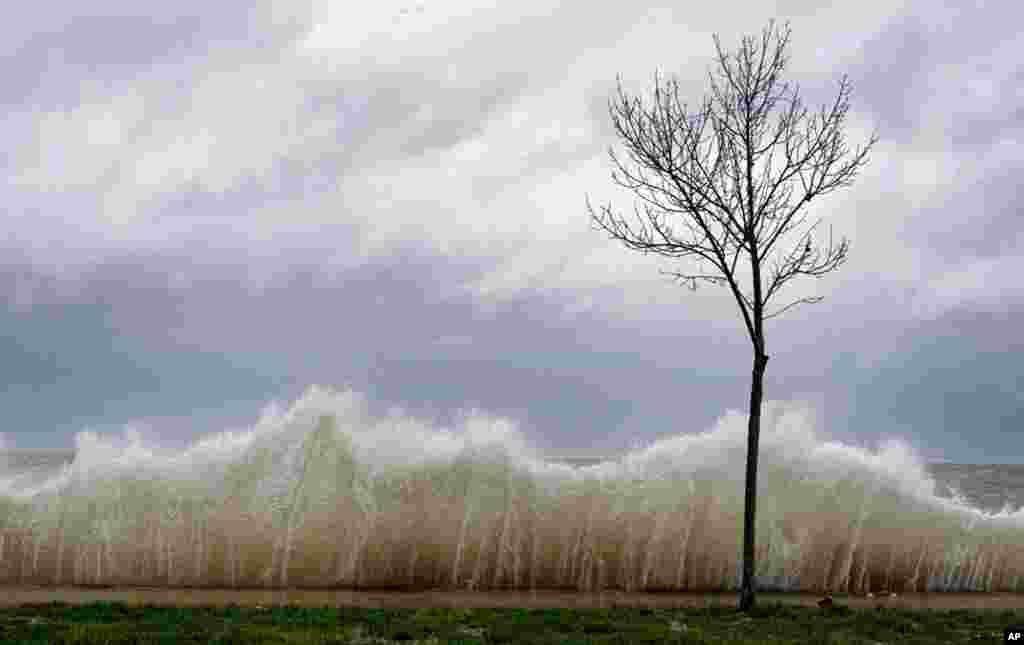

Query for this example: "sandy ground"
[0,587,1021,611]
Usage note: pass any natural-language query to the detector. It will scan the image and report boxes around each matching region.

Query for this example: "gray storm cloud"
[1,0,1021,463]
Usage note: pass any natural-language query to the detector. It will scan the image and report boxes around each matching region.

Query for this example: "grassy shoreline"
[1,599,1021,644]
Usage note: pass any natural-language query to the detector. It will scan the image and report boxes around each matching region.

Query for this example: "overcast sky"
[2,0,1021,464]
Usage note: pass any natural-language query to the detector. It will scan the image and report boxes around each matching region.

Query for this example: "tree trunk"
[739,350,769,611]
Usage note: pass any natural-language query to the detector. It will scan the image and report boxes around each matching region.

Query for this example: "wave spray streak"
[1,386,1022,593]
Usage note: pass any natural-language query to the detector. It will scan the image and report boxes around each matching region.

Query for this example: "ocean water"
[0,386,1021,594]
[549,457,1024,518]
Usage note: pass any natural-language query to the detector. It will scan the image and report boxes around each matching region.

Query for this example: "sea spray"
[0,385,1022,592]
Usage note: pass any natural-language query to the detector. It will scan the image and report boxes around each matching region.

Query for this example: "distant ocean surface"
[3,450,1024,515]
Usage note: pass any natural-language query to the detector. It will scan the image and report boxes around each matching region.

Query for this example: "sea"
[0,389,1021,594]
[4,451,1022,517]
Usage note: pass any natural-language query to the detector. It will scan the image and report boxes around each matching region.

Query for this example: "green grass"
[0,601,1019,644]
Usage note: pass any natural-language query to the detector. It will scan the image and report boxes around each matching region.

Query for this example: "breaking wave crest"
[0,385,1021,593]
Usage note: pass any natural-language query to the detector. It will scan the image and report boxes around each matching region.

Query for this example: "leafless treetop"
[588,19,878,340]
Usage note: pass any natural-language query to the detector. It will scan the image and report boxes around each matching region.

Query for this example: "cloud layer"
[2,0,1022,463]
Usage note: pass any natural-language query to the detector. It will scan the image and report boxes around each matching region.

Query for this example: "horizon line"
[0,449,1018,467]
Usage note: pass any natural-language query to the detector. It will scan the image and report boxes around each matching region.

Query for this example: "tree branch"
[587,19,875,341]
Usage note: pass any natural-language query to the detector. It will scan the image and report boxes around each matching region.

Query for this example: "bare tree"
[586,19,877,611]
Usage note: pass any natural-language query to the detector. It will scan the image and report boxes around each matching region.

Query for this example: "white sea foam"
[0,386,1020,592]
